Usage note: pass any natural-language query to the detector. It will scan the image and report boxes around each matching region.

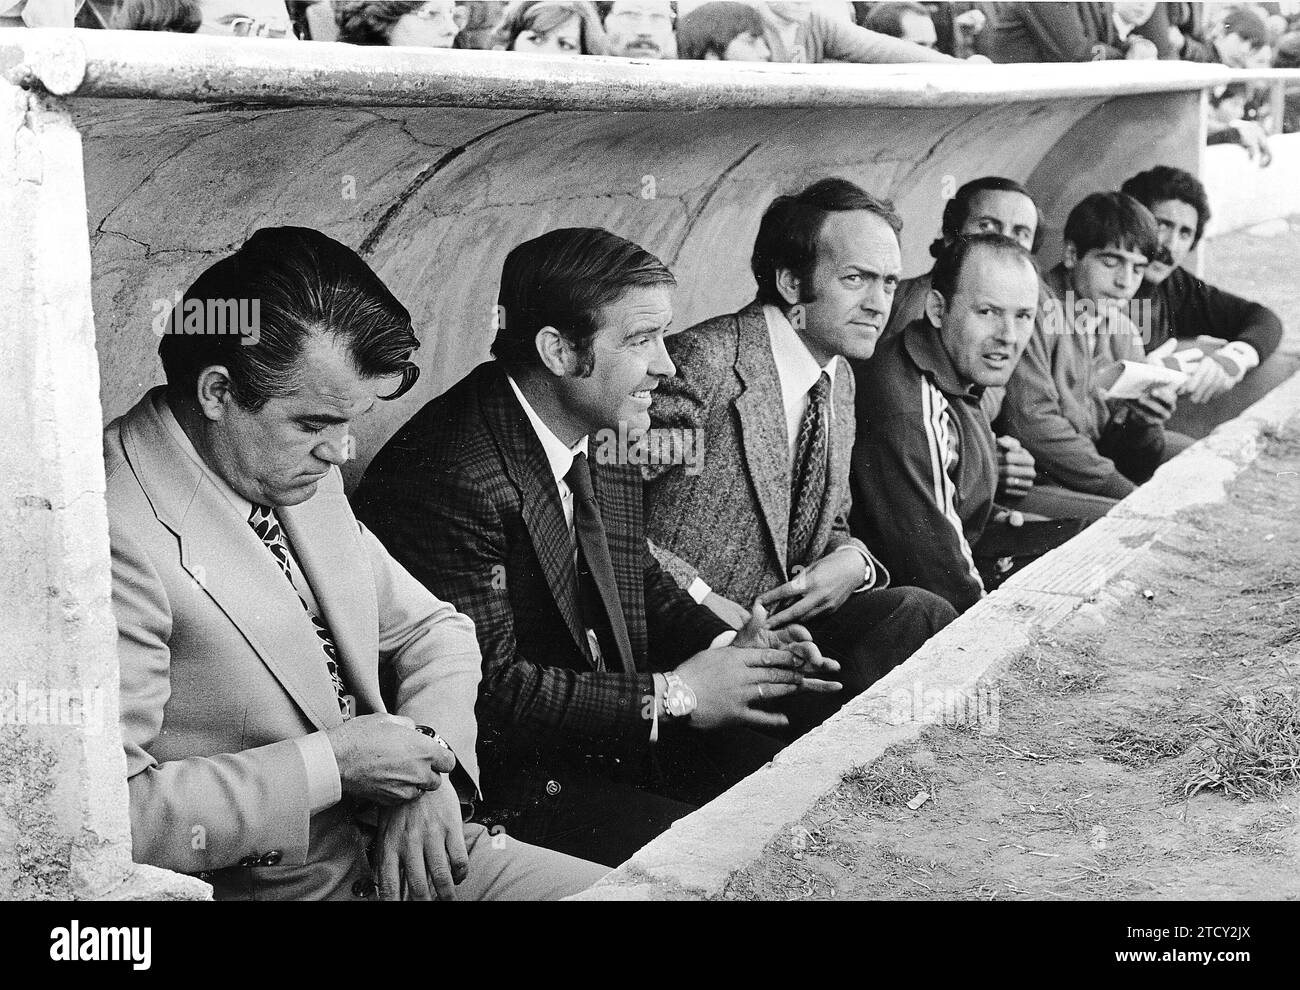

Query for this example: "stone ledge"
[573,368,1300,901]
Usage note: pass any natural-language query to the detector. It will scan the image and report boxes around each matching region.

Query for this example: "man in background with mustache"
[644,178,956,737]
[599,0,678,58]
[1121,165,1289,439]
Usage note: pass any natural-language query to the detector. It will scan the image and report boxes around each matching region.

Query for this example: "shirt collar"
[506,373,589,487]
[1112,12,1134,40]
[763,303,838,401]
[902,317,982,400]
[155,392,254,520]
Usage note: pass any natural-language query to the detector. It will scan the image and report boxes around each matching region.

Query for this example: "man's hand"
[756,550,866,628]
[995,435,1036,500]
[1125,382,1177,426]
[732,601,824,663]
[955,7,986,39]
[1182,352,1238,404]
[702,591,751,630]
[1230,120,1273,167]
[325,713,456,806]
[374,783,468,901]
[1125,36,1159,60]
[675,644,840,732]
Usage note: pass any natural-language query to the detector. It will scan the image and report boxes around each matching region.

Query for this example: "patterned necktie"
[248,504,350,718]
[564,452,634,674]
[788,371,831,569]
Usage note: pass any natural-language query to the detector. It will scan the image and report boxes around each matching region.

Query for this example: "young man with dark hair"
[644,178,957,731]
[109,226,605,900]
[863,0,938,48]
[354,227,838,867]
[1179,7,1272,67]
[1121,164,1289,437]
[999,192,1193,504]
[676,1,771,61]
[851,234,1044,613]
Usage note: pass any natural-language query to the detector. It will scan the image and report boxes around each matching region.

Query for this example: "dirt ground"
[724,423,1300,901]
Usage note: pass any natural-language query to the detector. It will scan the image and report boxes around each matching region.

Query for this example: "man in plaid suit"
[644,179,957,734]
[354,227,840,867]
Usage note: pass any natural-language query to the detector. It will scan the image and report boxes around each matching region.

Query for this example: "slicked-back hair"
[677,2,765,59]
[930,233,1038,308]
[491,227,676,375]
[1063,192,1160,262]
[1121,165,1212,249]
[159,226,420,411]
[930,176,1044,258]
[751,177,903,308]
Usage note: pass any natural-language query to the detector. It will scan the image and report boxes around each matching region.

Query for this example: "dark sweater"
[1137,265,1283,361]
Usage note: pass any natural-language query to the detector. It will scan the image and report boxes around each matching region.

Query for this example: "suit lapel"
[478,368,590,663]
[280,487,386,717]
[121,392,346,732]
[732,303,793,575]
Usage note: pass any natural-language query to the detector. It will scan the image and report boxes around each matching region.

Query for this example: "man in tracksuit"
[850,233,1039,613]
[1121,165,1290,439]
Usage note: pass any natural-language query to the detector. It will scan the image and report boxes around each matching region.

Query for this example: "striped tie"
[248,504,350,718]
[788,371,831,568]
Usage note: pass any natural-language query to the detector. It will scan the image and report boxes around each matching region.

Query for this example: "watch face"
[666,686,696,718]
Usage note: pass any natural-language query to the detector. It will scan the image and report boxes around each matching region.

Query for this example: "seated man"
[676,1,771,61]
[599,0,677,59]
[851,233,1049,613]
[108,227,604,900]
[881,176,1115,522]
[354,227,838,868]
[998,192,1193,504]
[1121,165,1290,438]
[644,177,957,729]
[1177,6,1272,67]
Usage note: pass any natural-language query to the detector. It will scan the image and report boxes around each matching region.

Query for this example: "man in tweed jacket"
[354,227,840,866]
[645,179,956,731]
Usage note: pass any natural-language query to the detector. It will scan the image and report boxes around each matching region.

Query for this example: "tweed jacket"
[352,362,731,804]
[644,300,885,607]
[105,389,483,900]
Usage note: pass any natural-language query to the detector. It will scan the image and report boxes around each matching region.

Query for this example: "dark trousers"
[476,725,783,868]
[781,586,957,738]
[1096,415,1194,486]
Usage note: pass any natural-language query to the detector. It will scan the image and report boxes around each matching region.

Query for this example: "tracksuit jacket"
[850,319,996,614]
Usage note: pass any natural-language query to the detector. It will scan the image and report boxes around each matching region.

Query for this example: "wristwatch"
[662,671,697,720]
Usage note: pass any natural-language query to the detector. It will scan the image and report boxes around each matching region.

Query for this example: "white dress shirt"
[157,394,341,815]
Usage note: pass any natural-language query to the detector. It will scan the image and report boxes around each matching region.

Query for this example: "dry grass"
[1182,688,1300,800]
[1095,726,1195,769]
[840,753,939,809]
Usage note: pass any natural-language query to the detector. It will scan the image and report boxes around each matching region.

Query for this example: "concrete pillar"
[0,78,207,900]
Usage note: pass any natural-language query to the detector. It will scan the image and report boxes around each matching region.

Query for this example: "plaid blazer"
[645,300,885,606]
[353,362,729,801]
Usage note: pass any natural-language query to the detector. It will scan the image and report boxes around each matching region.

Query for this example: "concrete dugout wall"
[1,28,1291,898]
[8,31,1265,486]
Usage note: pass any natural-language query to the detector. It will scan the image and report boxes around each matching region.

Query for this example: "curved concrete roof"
[7,30,1287,486]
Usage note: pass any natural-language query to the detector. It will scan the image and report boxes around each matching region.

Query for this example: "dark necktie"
[788,371,831,569]
[564,453,635,674]
[248,504,350,718]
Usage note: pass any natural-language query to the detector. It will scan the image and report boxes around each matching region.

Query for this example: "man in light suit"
[107,226,604,900]
[645,178,956,732]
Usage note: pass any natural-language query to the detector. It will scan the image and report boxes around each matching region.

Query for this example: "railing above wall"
[2,29,1295,110]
